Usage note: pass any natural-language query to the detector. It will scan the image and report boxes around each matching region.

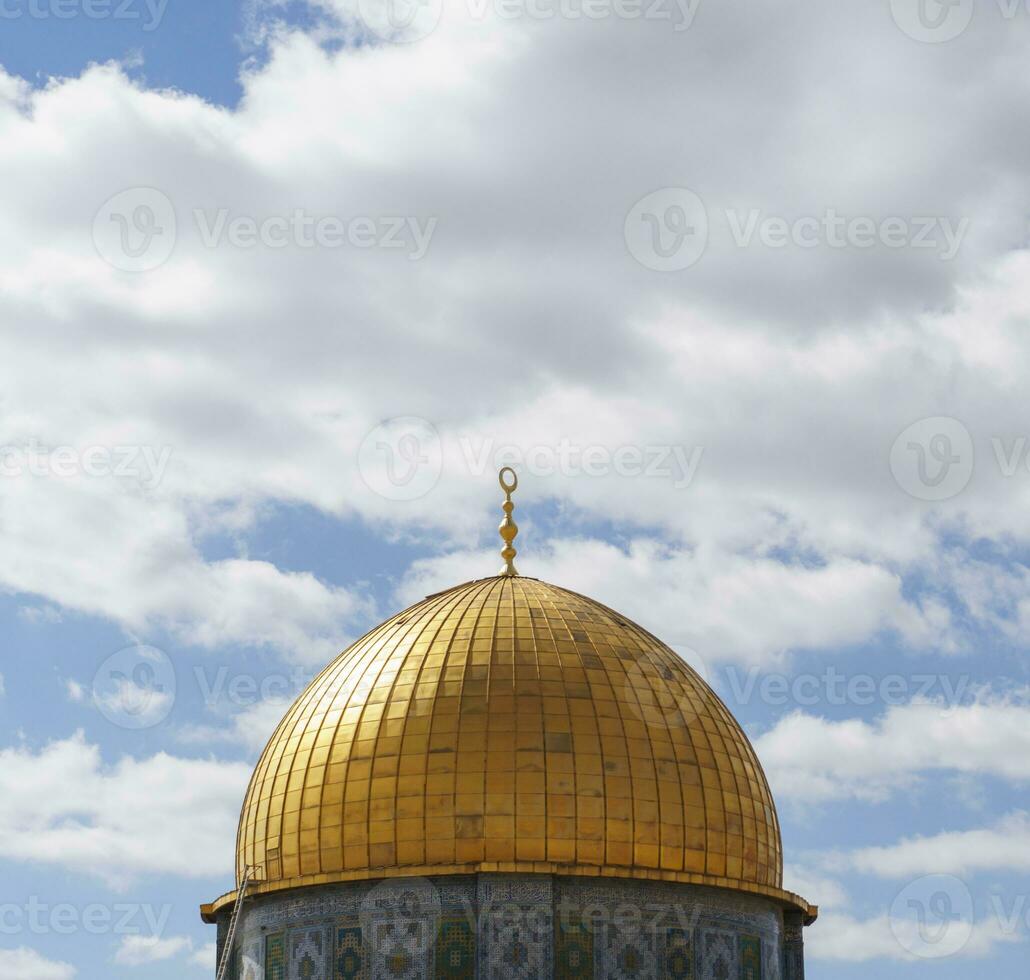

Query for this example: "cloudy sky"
[1,0,1029,975]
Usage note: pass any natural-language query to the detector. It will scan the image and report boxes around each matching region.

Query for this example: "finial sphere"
[498,467,519,577]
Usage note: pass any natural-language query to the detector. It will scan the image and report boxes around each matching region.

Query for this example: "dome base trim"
[202,863,816,924]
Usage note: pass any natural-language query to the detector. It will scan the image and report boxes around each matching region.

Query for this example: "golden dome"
[229,573,808,912]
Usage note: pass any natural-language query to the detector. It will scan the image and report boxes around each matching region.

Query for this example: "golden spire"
[498,466,519,577]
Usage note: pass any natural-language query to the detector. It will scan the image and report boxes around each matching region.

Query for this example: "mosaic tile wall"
[217,875,800,979]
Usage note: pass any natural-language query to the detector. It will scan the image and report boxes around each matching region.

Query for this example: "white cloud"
[0,470,374,662]
[806,912,1022,963]
[113,935,192,967]
[177,697,291,753]
[189,943,217,970]
[0,948,75,980]
[844,811,1030,879]
[397,537,947,666]
[93,674,174,729]
[787,856,1026,963]
[782,863,850,911]
[0,733,249,884]
[756,696,1030,803]
[16,606,62,626]
[0,1,1027,666]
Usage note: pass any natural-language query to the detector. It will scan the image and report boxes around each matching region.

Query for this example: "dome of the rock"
[235,574,795,902]
[202,470,815,980]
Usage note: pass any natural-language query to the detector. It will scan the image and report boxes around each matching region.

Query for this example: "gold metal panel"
[234,575,784,899]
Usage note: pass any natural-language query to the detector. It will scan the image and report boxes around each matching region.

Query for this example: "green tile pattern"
[740,935,762,980]
[665,928,693,980]
[434,917,475,979]
[266,933,286,980]
[555,914,593,979]
[335,923,365,979]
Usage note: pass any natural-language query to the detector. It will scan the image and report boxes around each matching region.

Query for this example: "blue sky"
[0,0,243,103]
[1,0,1030,977]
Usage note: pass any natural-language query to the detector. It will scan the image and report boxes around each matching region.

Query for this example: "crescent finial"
[498,467,519,577]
